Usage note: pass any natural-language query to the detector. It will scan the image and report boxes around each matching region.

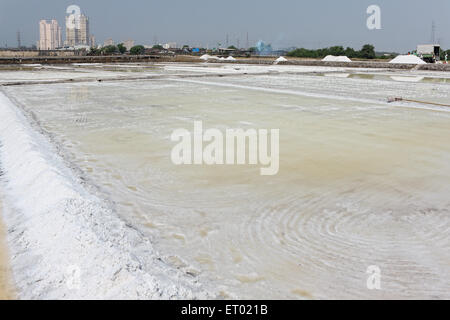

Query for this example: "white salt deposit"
[390,76,425,82]
[322,55,352,62]
[275,56,287,63]
[0,91,213,299]
[389,55,426,65]
[200,54,222,61]
[225,56,236,61]
[199,54,211,60]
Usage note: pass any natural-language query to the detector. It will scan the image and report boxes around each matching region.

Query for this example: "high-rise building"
[65,12,90,46]
[123,40,135,51]
[89,35,96,47]
[163,42,177,50]
[38,20,62,50]
[78,14,89,45]
[103,39,115,47]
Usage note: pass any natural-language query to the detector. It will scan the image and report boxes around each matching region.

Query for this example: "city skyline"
[1,0,450,52]
[37,6,96,50]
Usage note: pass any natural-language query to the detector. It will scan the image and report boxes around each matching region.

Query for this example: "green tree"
[130,45,145,55]
[88,47,102,56]
[152,44,163,50]
[359,44,376,59]
[440,49,450,61]
[117,43,127,54]
[329,46,345,56]
[228,45,237,50]
[102,45,118,55]
[344,47,357,58]
[287,48,318,58]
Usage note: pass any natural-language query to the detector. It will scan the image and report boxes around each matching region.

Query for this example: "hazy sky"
[1,0,449,52]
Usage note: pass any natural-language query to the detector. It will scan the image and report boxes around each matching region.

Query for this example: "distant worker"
[446,53,448,64]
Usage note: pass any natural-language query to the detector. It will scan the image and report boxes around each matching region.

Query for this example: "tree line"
[287,44,380,59]
[88,44,146,55]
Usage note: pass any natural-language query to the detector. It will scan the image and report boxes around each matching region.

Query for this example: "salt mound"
[200,54,211,60]
[0,92,212,299]
[275,56,287,63]
[225,56,236,61]
[200,54,222,61]
[322,55,352,62]
[389,55,426,65]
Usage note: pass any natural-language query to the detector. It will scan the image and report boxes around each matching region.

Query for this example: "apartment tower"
[65,13,90,46]
[38,20,62,50]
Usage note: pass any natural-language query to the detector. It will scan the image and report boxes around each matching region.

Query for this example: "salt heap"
[225,56,236,61]
[274,56,288,63]
[200,54,221,61]
[322,55,352,62]
[200,54,212,60]
[389,55,426,65]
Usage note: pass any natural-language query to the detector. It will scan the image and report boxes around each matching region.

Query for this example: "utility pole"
[226,34,229,48]
[246,32,249,49]
[431,21,436,44]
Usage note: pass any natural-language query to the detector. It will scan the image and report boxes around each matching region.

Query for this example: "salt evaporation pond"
[1,63,450,299]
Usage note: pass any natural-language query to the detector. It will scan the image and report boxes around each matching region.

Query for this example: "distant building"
[123,40,135,51]
[38,20,62,50]
[89,35,96,47]
[163,42,177,50]
[65,12,90,46]
[103,38,115,47]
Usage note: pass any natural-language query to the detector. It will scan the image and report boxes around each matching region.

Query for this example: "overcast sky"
[1,0,449,52]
